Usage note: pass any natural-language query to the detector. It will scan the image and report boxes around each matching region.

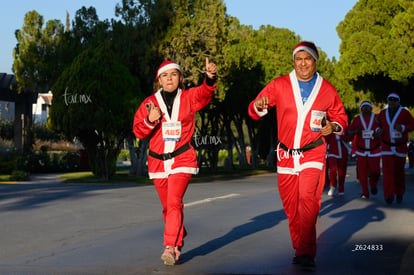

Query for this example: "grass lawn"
[0,175,10,181]
[0,175,13,182]
[58,170,152,184]
[1,166,275,184]
[59,166,275,184]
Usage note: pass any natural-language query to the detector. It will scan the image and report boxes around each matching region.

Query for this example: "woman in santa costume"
[376,93,414,204]
[133,58,217,265]
[248,41,348,270]
[348,101,381,199]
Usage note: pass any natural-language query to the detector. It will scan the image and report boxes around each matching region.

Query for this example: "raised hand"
[206,57,217,79]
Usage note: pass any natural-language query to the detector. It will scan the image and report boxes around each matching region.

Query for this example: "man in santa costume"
[348,101,381,199]
[376,93,414,204]
[133,58,217,265]
[248,41,348,270]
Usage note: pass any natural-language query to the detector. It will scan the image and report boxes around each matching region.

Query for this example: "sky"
[0,0,358,74]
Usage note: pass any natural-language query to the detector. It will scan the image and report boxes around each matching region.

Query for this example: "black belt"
[278,137,324,155]
[382,140,406,147]
[356,144,380,151]
[149,143,191,161]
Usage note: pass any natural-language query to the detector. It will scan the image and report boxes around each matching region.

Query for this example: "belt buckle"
[162,153,172,160]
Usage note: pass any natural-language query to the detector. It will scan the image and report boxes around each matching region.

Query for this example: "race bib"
[310,110,326,132]
[362,130,373,139]
[162,122,182,141]
[391,130,402,139]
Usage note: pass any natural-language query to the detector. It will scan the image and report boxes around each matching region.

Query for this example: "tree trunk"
[246,120,259,168]
[83,131,117,180]
[265,125,276,167]
[223,114,234,171]
[127,133,139,176]
[265,112,277,168]
[136,138,149,176]
[234,115,248,168]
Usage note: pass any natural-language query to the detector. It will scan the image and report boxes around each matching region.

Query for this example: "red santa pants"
[356,155,380,196]
[277,167,325,258]
[381,155,406,198]
[327,156,348,193]
[153,173,192,247]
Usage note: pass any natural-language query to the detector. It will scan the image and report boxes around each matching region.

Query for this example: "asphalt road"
[0,164,413,275]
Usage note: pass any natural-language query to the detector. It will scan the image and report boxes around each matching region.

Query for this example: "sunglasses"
[388,97,399,102]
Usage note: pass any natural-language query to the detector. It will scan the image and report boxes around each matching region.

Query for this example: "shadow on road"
[0,183,136,211]
[319,194,352,216]
[318,202,385,246]
[316,202,414,274]
[181,209,287,263]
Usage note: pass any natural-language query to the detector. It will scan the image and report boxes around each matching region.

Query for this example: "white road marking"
[185,193,240,207]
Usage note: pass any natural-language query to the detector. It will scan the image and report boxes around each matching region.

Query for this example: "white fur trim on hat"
[387,93,400,101]
[292,41,319,61]
[360,101,373,108]
[157,62,182,78]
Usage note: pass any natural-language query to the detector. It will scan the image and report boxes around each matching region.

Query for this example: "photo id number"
[352,244,383,252]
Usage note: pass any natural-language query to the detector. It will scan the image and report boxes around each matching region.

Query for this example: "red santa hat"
[292,41,319,61]
[387,93,400,101]
[360,101,373,109]
[156,61,182,78]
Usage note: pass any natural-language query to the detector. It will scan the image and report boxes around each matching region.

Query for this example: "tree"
[336,0,414,106]
[13,10,65,152]
[156,0,227,87]
[49,43,143,179]
[56,6,111,74]
[153,0,229,171]
[13,10,64,91]
[222,22,301,168]
[112,0,177,175]
[220,21,265,168]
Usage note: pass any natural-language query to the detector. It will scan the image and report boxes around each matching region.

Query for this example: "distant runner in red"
[348,101,381,199]
[248,41,348,270]
[376,93,414,204]
[325,132,351,196]
[133,58,217,265]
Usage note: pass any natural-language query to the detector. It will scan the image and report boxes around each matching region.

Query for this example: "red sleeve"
[190,79,216,112]
[248,80,277,120]
[348,117,358,131]
[403,109,414,133]
[326,91,348,135]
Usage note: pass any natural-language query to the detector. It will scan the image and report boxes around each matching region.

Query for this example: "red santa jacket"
[133,80,216,179]
[377,106,414,157]
[325,133,351,159]
[348,113,381,157]
[248,71,348,174]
